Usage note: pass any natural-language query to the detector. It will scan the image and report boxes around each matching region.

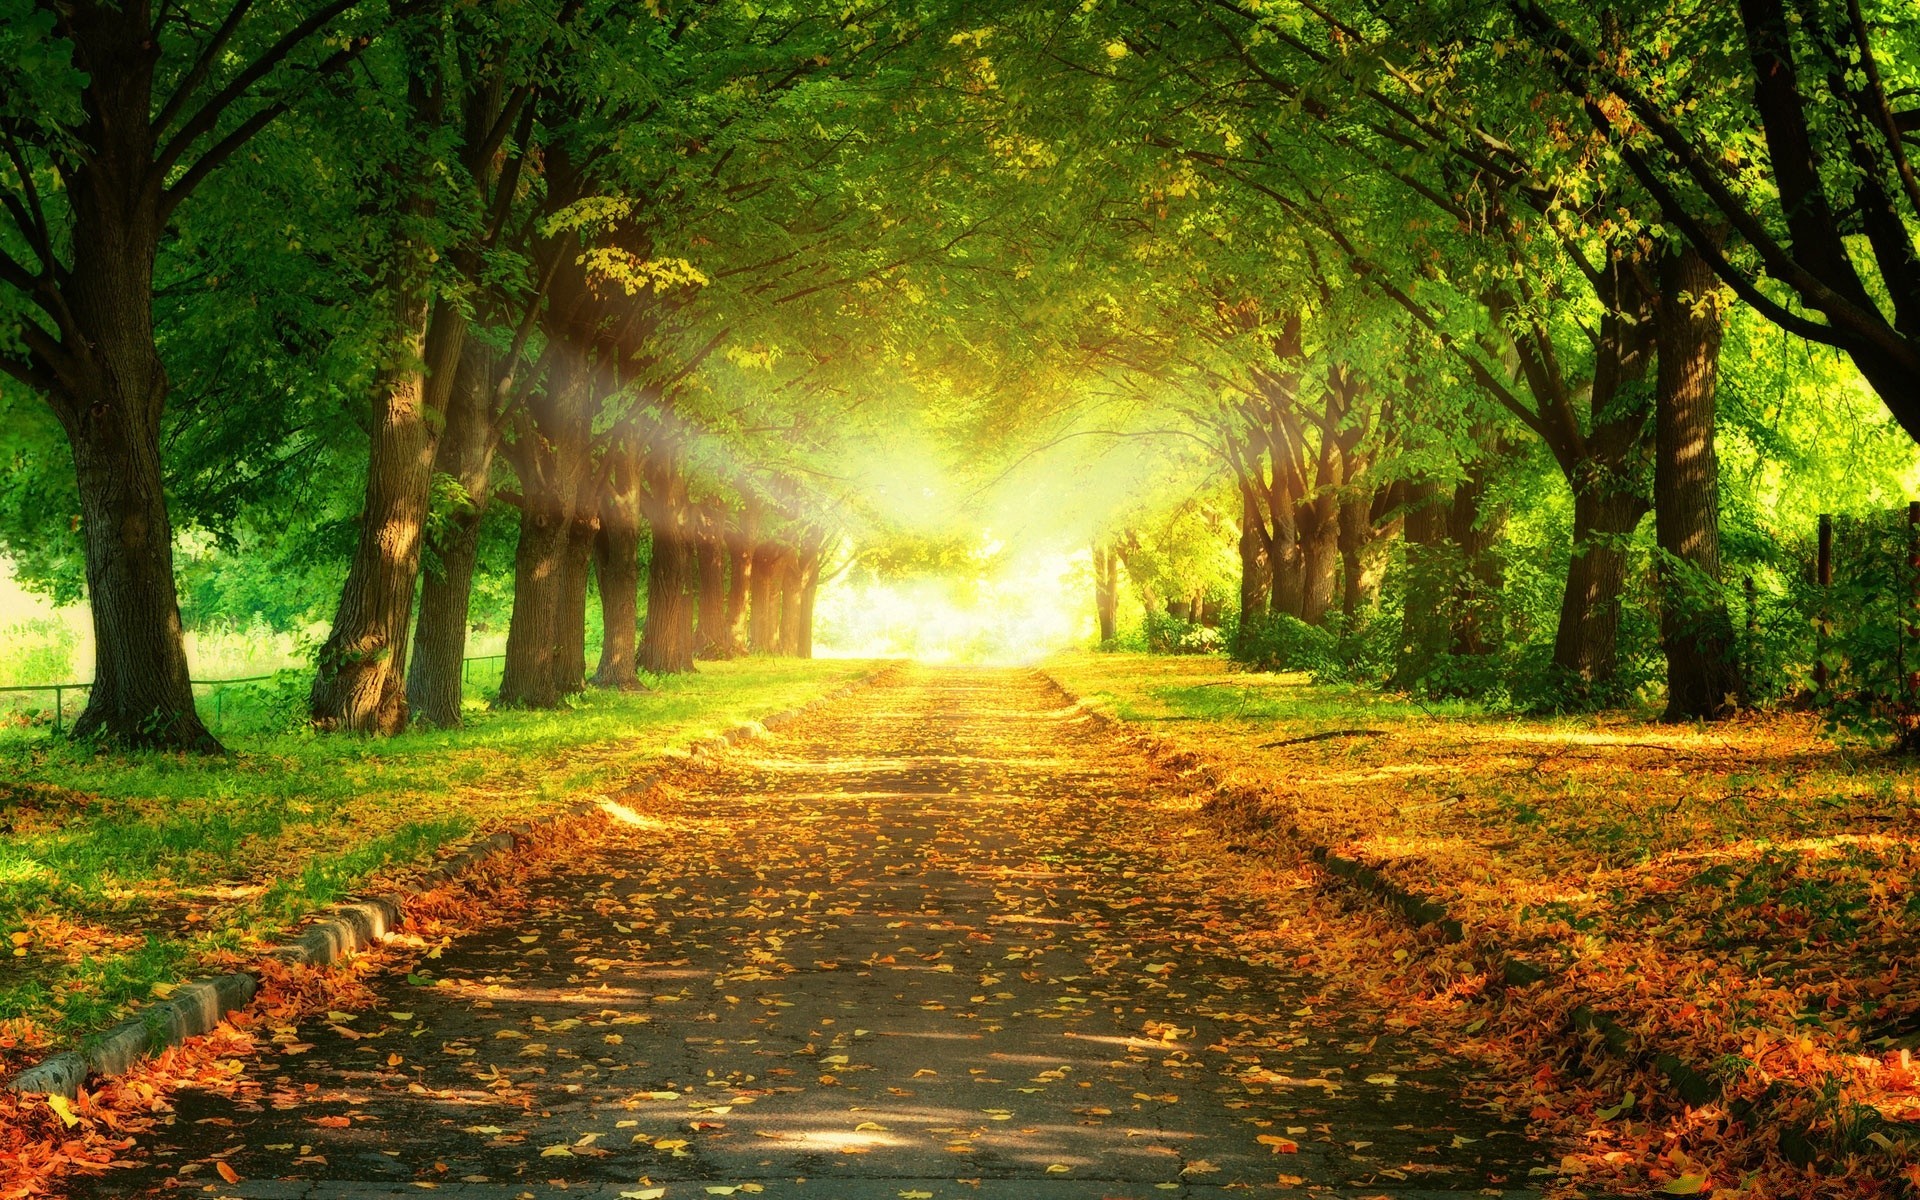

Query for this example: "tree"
[0,0,386,748]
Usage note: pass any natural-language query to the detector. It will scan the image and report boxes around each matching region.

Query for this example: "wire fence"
[0,651,512,736]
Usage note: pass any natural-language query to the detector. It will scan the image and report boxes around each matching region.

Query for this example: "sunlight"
[815,545,1093,664]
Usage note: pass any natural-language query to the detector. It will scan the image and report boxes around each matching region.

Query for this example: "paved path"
[84,669,1547,1199]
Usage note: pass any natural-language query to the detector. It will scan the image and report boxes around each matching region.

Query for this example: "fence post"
[53,685,62,735]
[1814,514,1833,694]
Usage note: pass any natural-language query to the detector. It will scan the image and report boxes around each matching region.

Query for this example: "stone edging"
[1035,669,1729,1120]
[10,663,900,1100]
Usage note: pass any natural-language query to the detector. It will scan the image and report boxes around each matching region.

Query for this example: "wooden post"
[1814,514,1833,693]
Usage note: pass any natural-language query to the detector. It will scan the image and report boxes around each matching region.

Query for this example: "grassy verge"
[1045,651,1920,1192]
[0,657,880,1038]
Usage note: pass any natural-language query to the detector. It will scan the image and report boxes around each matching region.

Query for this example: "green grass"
[0,656,878,1035]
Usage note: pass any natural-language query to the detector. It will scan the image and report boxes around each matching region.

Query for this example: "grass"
[0,656,879,1037]
[1044,650,1920,1167]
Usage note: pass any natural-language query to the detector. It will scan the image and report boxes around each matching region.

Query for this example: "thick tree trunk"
[799,562,821,659]
[310,293,459,733]
[498,354,593,708]
[1235,484,1272,632]
[694,512,729,659]
[777,554,805,656]
[1551,485,1651,688]
[1338,485,1400,620]
[555,501,597,696]
[1298,503,1341,626]
[1269,505,1305,620]
[407,344,496,728]
[67,401,219,752]
[1654,246,1743,721]
[1395,479,1451,685]
[47,26,216,752]
[723,503,760,656]
[1093,542,1120,642]
[749,544,785,653]
[1447,467,1507,658]
[1547,260,1657,697]
[497,494,571,708]
[637,455,697,674]
[593,443,643,689]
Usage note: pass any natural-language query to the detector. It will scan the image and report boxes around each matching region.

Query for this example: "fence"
[0,651,513,736]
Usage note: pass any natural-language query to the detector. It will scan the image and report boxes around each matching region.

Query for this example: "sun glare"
[814,547,1093,665]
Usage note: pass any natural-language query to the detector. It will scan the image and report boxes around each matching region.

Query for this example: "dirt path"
[82,668,1549,1199]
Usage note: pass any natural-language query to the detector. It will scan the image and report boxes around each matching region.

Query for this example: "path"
[83,669,1549,1199]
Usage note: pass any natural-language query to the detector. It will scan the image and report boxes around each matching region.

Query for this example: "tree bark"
[799,557,822,659]
[777,553,805,656]
[40,10,216,751]
[1298,500,1341,626]
[1546,261,1658,694]
[694,508,729,659]
[592,438,643,689]
[1094,542,1121,642]
[498,352,593,708]
[1447,465,1507,658]
[1654,245,1743,720]
[637,452,697,674]
[723,502,760,656]
[748,543,785,653]
[555,495,597,696]
[407,343,497,728]
[309,295,459,733]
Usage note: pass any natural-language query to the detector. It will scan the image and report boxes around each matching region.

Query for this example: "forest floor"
[1043,651,1920,1199]
[0,659,877,1039]
[45,667,1553,1200]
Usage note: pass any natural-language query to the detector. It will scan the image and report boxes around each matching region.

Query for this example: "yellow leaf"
[1045,1164,1071,1174]
[46,1095,80,1128]
[854,1121,888,1132]
[1660,1175,1709,1195]
[539,1145,574,1158]
[620,1191,666,1199]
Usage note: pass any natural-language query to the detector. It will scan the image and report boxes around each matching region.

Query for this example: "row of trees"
[4,0,1915,739]
[959,0,1916,720]
[1,0,996,749]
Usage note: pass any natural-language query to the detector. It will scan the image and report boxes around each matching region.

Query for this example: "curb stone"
[9,663,901,1100]
[1035,669,1735,1121]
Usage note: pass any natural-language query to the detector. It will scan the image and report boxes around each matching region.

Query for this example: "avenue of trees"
[3,0,1918,747]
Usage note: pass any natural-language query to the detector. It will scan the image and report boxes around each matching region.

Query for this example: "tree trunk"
[1551,485,1651,688]
[777,554,805,655]
[723,502,760,656]
[637,454,697,674]
[1447,466,1507,658]
[497,494,571,708]
[1269,506,1305,620]
[748,543,784,653]
[497,354,593,708]
[67,400,220,752]
[592,441,643,689]
[1395,479,1451,686]
[48,23,216,752]
[1547,260,1658,697]
[555,499,597,696]
[407,343,496,728]
[310,292,459,733]
[799,563,821,658]
[1298,501,1341,626]
[1654,246,1743,721]
[694,511,729,659]
[1094,542,1121,642]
